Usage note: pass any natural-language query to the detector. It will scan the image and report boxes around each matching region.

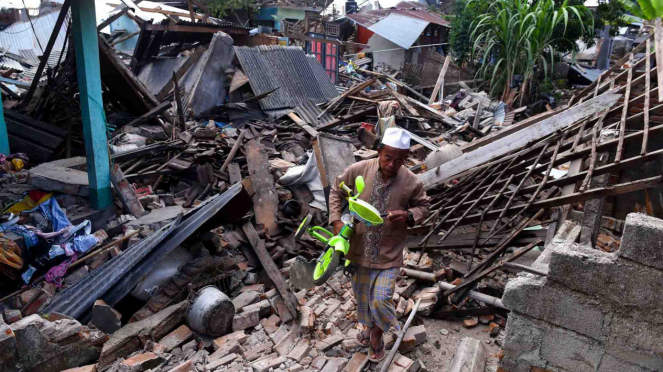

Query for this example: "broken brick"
[318,334,343,351]
[121,352,162,371]
[4,309,21,324]
[91,299,122,335]
[233,308,261,331]
[252,355,285,372]
[343,353,368,372]
[206,353,239,370]
[213,330,247,350]
[158,324,193,351]
[320,357,348,372]
[233,290,260,310]
[210,340,244,361]
[287,339,311,362]
[243,341,273,361]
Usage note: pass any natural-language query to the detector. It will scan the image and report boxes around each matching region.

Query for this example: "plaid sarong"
[352,265,400,332]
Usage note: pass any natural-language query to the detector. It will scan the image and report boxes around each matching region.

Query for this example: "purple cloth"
[45,253,77,287]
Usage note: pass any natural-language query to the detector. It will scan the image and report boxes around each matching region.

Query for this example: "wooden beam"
[419,93,621,189]
[317,106,377,131]
[428,55,450,105]
[242,221,299,318]
[97,7,130,32]
[145,22,249,35]
[288,112,319,137]
[21,0,71,109]
[124,100,172,127]
[155,46,205,101]
[655,19,663,102]
[283,32,370,49]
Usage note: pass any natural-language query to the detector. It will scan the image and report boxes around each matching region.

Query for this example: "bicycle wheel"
[312,246,341,285]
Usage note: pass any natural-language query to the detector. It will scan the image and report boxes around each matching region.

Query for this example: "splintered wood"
[246,139,280,235]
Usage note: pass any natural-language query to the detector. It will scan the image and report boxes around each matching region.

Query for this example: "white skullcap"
[381,128,411,150]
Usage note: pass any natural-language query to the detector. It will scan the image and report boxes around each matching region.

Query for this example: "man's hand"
[332,220,344,235]
[386,210,408,225]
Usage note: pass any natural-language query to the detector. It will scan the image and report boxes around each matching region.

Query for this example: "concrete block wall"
[498,213,663,372]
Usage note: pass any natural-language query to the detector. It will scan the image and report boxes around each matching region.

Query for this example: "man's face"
[378,145,408,178]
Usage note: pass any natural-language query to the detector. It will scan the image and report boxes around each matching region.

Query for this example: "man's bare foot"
[368,327,386,362]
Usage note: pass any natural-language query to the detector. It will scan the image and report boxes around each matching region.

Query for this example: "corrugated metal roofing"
[295,100,334,126]
[234,45,339,110]
[0,56,24,71]
[306,55,339,101]
[0,9,70,56]
[345,6,450,29]
[368,13,428,49]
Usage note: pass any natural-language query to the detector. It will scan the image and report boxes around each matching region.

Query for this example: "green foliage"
[448,0,490,66]
[619,0,663,20]
[551,0,595,55]
[208,0,256,18]
[470,0,590,98]
[594,0,629,35]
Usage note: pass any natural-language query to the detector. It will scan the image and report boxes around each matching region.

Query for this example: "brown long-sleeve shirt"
[328,159,430,269]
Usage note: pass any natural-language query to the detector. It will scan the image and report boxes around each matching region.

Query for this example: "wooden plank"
[643,38,652,156]
[656,19,663,102]
[228,163,241,185]
[124,100,172,127]
[187,0,196,23]
[283,32,369,49]
[288,112,319,137]
[418,93,621,189]
[461,109,560,153]
[428,55,451,105]
[615,52,634,163]
[155,46,205,101]
[472,101,483,129]
[242,221,299,318]
[221,130,246,173]
[21,0,71,108]
[172,72,186,131]
[145,23,250,35]
[246,139,280,235]
[317,106,377,131]
[97,7,130,32]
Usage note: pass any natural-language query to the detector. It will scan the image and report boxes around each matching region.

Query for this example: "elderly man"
[328,127,430,361]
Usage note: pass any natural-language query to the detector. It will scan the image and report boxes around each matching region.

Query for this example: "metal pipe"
[438,281,508,309]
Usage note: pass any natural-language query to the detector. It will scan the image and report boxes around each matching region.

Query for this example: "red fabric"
[28,190,49,203]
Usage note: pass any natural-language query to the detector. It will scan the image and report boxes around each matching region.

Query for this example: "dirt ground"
[407,317,501,371]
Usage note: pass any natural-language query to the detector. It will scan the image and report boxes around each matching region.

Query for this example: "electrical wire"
[0,7,42,34]
[21,0,45,54]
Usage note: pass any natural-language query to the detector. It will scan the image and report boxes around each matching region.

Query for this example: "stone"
[462,317,478,328]
[214,330,248,350]
[233,309,261,331]
[10,315,101,372]
[99,301,187,369]
[548,243,663,311]
[158,325,193,351]
[324,299,342,316]
[502,275,610,341]
[65,266,89,286]
[399,325,426,352]
[311,356,327,370]
[243,341,273,361]
[207,353,239,370]
[4,309,21,324]
[440,329,449,336]
[318,335,344,351]
[61,365,97,372]
[500,313,604,372]
[342,353,367,372]
[243,299,273,318]
[0,319,19,372]
[305,295,322,308]
[234,290,261,311]
[320,357,348,372]
[121,352,162,371]
[288,339,311,362]
[169,359,193,372]
[447,337,487,372]
[619,213,663,270]
[91,299,122,334]
[253,355,286,372]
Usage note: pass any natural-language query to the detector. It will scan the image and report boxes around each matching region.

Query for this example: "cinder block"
[597,353,655,372]
[502,275,611,341]
[619,213,663,271]
[605,315,663,371]
[500,313,604,372]
[548,244,663,311]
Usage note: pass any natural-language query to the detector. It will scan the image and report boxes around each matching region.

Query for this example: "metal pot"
[186,286,234,336]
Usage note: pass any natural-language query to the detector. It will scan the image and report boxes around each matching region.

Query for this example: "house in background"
[254,0,326,32]
[345,1,450,71]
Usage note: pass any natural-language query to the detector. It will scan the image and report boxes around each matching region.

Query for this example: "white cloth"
[382,127,411,149]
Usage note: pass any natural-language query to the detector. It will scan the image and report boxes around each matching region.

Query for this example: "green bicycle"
[290,176,385,289]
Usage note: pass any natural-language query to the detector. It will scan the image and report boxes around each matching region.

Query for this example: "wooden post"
[655,18,663,101]
[71,0,112,209]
